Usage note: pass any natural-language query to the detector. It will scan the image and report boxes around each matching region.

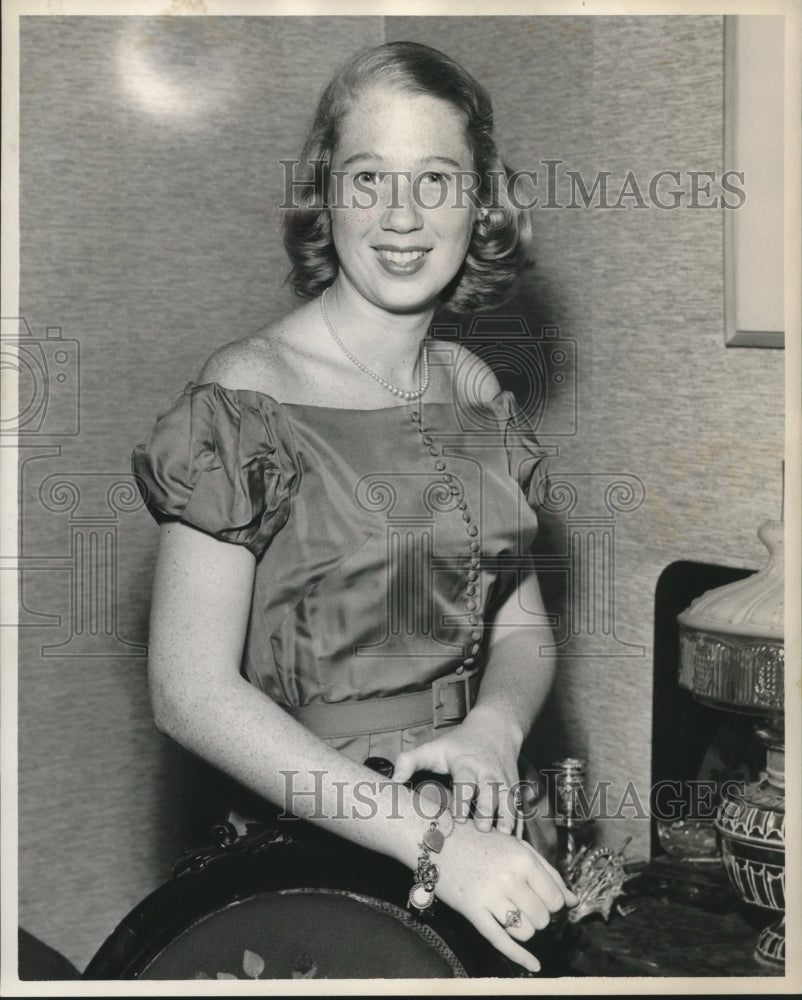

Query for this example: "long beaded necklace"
[320,288,430,402]
[320,287,480,680]
[407,406,483,677]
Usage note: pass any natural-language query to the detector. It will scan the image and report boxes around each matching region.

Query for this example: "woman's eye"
[355,170,379,185]
[419,171,449,186]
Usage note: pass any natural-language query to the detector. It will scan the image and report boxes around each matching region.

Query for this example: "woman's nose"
[379,173,423,232]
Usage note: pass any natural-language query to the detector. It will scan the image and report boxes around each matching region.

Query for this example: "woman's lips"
[374,247,431,276]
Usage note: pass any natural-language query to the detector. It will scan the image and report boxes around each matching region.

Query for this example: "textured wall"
[17,13,784,973]
[17,15,384,970]
[387,14,784,851]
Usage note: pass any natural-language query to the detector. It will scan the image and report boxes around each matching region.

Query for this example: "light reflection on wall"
[116,18,239,125]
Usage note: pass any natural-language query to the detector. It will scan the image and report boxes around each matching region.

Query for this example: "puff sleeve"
[490,390,551,512]
[131,383,299,558]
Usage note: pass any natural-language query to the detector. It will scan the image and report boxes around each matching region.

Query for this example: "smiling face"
[328,85,477,315]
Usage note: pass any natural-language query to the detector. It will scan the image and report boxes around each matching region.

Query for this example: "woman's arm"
[150,521,422,859]
[148,522,573,972]
[475,569,555,740]
[393,571,554,834]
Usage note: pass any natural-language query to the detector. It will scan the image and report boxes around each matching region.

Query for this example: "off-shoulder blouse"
[132,381,548,763]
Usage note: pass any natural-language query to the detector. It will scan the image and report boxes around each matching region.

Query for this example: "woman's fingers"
[392,746,437,784]
[451,767,522,832]
[494,904,533,942]
[434,829,574,974]
[493,894,552,943]
[450,769,478,823]
[526,859,577,912]
[513,784,525,838]
[472,777,496,832]
[471,911,541,974]
[513,894,552,933]
[395,741,523,836]
[544,865,578,907]
[473,777,515,833]
[495,781,520,835]
[518,841,579,907]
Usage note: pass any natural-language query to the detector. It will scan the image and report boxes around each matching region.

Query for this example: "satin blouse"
[132,381,548,763]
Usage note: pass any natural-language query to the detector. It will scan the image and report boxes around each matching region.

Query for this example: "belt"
[286,668,481,741]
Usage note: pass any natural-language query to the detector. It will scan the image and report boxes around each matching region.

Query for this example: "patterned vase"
[714,723,785,965]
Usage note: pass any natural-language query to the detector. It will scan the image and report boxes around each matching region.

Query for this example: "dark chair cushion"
[18,927,81,980]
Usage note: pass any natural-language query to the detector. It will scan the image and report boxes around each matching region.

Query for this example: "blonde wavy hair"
[283,41,534,313]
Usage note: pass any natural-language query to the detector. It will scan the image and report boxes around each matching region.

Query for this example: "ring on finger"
[501,908,522,930]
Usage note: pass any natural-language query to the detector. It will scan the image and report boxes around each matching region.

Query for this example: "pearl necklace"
[320,288,430,402]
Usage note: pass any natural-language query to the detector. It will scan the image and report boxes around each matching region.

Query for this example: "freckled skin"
[329,85,477,316]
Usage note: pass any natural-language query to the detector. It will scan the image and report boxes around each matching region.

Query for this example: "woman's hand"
[393,703,523,834]
[434,821,577,973]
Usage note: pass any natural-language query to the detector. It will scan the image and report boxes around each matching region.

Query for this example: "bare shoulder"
[429,339,501,407]
[197,300,323,398]
[199,338,266,389]
[197,322,291,397]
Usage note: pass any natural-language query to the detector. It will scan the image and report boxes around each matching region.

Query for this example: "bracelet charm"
[409,882,436,911]
[408,812,451,916]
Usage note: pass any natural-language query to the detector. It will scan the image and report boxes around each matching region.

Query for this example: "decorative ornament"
[561,838,637,924]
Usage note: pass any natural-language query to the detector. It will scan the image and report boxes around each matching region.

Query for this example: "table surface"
[562,857,783,978]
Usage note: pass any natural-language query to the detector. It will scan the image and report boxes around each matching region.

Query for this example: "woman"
[132,40,575,975]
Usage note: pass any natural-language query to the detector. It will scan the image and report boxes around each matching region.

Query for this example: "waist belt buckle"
[432,671,474,730]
